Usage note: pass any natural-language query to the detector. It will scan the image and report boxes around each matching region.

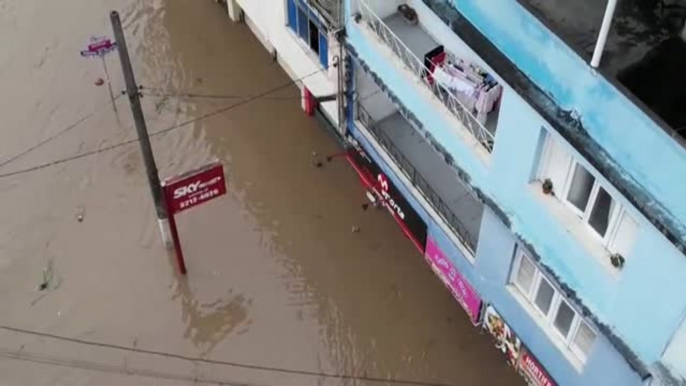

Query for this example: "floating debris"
[75,206,85,222]
[31,259,62,305]
[351,226,360,233]
[37,261,53,291]
[310,150,323,168]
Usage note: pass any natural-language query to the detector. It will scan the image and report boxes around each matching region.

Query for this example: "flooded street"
[0,1,522,385]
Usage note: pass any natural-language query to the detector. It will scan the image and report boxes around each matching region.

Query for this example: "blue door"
[297,6,308,41]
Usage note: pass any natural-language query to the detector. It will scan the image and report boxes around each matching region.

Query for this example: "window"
[309,20,320,53]
[286,0,329,69]
[514,254,536,294]
[566,163,595,212]
[512,250,597,362]
[538,133,638,255]
[534,278,555,315]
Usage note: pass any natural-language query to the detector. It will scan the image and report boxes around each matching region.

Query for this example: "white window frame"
[539,134,631,251]
[560,161,621,243]
[511,249,597,363]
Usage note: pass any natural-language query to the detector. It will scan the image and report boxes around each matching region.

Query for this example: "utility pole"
[110,11,171,246]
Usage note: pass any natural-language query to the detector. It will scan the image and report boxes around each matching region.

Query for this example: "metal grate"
[356,102,479,254]
[356,0,495,152]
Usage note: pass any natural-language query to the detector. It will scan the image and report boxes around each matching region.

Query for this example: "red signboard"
[161,162,227,276]
[163,162,226,215]
[519,351,556,386]
[80,36,118,58]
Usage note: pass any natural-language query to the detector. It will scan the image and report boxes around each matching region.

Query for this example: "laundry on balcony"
[425,46,502,124]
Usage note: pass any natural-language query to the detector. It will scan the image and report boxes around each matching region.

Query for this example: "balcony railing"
[356,0,494,152]
[357,102,479,254]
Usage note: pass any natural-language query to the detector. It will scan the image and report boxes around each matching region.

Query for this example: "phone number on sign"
[178,189,221,209]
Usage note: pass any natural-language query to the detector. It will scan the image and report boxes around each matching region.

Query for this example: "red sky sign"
[163,162,226,215]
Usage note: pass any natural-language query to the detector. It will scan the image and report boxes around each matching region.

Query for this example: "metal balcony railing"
[355,0,494,152]
[357,102,479,254]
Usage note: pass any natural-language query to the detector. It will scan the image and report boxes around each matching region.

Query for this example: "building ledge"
[529,182,621,280]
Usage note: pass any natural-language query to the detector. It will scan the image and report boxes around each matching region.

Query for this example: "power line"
[140,89,302,101]
[0,138,140,179]
[0,349,264,386]
[0,94,124,170]
[0,69,326,180]
[0,325,453,386]
[140,87,380,103]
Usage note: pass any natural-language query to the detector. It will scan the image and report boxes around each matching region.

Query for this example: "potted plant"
[610,253,625,269]
[398,4,418,25]
[542,178,554,195]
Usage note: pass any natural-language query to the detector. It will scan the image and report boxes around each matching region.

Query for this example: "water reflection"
[174,276,250,357]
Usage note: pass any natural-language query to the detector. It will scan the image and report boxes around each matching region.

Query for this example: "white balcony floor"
[384,13,438,59]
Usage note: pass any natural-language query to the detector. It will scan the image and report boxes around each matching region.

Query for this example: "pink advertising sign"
[425,237,482,324]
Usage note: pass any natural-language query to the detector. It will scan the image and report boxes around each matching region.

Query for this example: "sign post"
[80,36,119,113]
[162,162,227,275]
[111,11,172,246]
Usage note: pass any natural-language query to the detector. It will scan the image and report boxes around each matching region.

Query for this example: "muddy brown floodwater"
[0,1,523,385]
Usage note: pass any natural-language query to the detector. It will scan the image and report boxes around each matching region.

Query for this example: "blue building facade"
[340,0,686,384]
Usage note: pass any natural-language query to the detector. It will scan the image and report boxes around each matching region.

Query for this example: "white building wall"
[233,0,340,127]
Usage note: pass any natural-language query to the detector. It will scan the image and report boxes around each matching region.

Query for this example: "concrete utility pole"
[110,11,172,246]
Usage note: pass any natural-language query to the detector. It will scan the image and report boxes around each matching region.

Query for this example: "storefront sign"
[345,136,428,252]
[163,162,227,215]
[483,305,521,367]
[425,237,481,324]
[519,351,556,386]
[162,162,227,276]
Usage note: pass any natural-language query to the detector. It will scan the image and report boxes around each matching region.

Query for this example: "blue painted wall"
[476,210,642,386]
[348,111,643,385]
[448,0,686,237]
[344,0,686,370]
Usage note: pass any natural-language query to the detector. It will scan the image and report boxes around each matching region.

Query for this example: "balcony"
[354,0,502,152]
[354,64,484,254]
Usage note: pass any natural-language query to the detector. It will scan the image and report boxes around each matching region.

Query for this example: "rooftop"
[519,0,686,137]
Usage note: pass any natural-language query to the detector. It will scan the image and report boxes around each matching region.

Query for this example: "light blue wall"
[491,90,686,361]
[449,0,686,237]
[476,210,642,386]
[345,0,686,366]
[349,116,643,385]
[347,0,686,363]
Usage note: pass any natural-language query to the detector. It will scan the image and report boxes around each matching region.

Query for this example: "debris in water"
[351,226,360,233]
[31,259,62,305]
[310,151,323,168]
[75,206,85,222]
[37,261,53,291]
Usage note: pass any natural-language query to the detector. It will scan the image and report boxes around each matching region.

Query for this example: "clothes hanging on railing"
[423,45,502,125]
[423,45,445,84]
